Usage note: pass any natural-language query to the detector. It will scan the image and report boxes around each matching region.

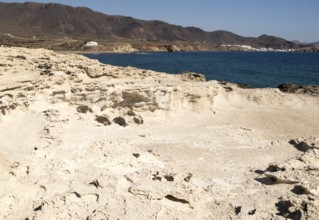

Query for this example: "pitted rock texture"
[0,47,319,219]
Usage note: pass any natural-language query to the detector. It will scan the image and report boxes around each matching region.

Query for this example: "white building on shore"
[85,41,98,47]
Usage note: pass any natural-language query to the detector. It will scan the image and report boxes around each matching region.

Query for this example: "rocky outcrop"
[258,137,319,219]
[180,72,206,82]
[278,83,319,96]
[82,65,119,78]
[112,43,138,53]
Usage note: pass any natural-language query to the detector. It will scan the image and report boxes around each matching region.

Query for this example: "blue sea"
[84,52,319,88]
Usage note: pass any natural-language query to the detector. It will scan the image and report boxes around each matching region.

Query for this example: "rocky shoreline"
[1,36,318,53]
[0,47,319,219]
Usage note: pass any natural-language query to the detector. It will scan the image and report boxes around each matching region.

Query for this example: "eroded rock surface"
[278,83,319,96]
[0,47,319,219]
[257,137,319,219]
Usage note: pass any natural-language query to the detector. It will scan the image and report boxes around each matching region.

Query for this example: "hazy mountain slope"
[0,2,305,49]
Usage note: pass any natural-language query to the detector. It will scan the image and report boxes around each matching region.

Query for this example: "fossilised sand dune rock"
[76,105,92,114]
[1,47,319,219]
[0,47,214,116]
[289,137,319,152]
[0,92,29,118]
[113,116,127,127]
[117,91,151,108]
[1,46,316,126]
[278,83,319,96]
[180,72,206,82]
[83,65,119,78]
[112,43,138,53]
[95,115,111,126]
[257,137,319,219]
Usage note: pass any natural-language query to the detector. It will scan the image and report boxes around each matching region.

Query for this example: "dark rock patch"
[278,83,319,96]
[180,72,206,82]
[52,90,66,96]
[113,116,127,127]
[235,206,242,215]
[266,164,286,172]
[0,86,23,92]
[95,116,111,126]
[89,180,101,188]
[248,209,256,215]
[16,55,27,60]
[165,195,190,204]
[133,116,144,125]
[289,139,317,152]
[15,55,27,60]
[40,69,53,76]
[152,172,162,181]
[73,192,81,198]
[164,175,174,182]
[76,105,92,114]
[127,109,136,116]
[276,200,302,220]
[223,86,233,92]
[118,91,150,108]
[33,204,43,212]
[291,185,308,195]
[38,63,53,70]
[255,177,277,185]
[237,83,252,89]
[184,173,193,182]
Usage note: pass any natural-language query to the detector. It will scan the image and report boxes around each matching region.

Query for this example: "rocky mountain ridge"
[0,2,316,52]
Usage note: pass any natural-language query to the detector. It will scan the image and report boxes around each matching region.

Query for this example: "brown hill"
[252,34,295,49]
[0,2,312,50]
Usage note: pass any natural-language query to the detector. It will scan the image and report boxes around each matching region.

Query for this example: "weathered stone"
[180,72,206,82]
[15,55,27,60]
[278,83,319,96]
[76,105,92,114]
[95,116,111,126]
[117,92,150,108]
[113,116,127,127]
[133,116,144,125]
[38,63,53,69]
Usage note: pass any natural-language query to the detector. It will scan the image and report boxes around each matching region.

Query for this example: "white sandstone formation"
[0,47,318,219]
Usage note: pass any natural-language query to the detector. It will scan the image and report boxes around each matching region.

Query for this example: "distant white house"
[7,33,15,38]
[85,41,98,47]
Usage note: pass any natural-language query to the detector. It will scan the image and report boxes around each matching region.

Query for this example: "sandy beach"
[0,47,319,219]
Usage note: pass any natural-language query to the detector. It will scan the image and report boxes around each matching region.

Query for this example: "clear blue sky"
[2,0,319,42]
